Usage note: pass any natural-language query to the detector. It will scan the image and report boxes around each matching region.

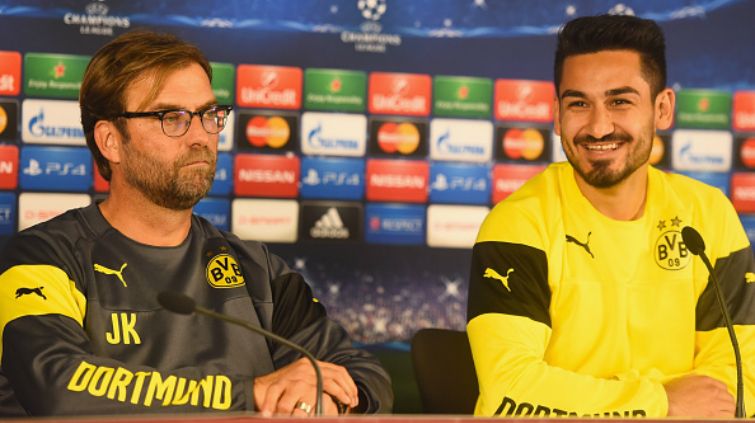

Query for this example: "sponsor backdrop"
[1,0,755,410]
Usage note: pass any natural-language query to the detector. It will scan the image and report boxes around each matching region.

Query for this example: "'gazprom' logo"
[22,99,86,145]
[430,118,492,163]
[430,162,490,205]
[672,129,732,172]
[28,110,84,139]
[301,112,366,157]
[300,157,364,200]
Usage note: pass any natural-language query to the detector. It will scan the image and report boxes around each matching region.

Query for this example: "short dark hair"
[79,30,212,181]
[554,14,667,99]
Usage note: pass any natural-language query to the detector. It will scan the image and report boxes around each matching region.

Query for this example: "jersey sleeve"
[0,233,257,415]
[692,193,755,415]
[467,204,668,417]
[267,253,393,413]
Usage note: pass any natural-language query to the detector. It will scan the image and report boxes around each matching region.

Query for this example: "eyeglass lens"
[162,107,229,137]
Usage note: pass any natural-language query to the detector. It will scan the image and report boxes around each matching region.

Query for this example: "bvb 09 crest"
[206,253,246,288]
[654,229,691,270]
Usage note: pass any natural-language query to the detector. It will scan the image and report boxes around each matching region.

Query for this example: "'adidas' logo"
[310,208,350,239]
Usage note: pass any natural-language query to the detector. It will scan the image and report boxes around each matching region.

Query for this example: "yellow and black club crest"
[205,253,246,288]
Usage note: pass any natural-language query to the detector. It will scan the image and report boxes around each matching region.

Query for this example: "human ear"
[654,88,675,131]
[93,120,122,164]
[553,97,562,136]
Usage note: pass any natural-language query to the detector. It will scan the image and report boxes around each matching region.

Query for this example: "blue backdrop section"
[0,192,15,235]
[0,0,754,90]
[19,146,92,191]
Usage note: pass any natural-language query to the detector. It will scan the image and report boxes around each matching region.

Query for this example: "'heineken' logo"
[698,97,710,112]
[458,85,469,100]
[330,78,341,93]
[53,62,66,79]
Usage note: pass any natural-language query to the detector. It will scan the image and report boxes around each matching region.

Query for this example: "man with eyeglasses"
[0,30,392,416]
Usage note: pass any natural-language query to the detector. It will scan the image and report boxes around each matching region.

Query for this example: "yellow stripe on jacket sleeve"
[0,264,87,359]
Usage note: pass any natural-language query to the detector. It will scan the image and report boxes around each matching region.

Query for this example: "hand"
[664,375,734,417]
[253,358,359,416]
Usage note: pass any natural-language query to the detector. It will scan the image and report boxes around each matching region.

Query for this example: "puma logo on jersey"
[94,262,128,287]
[746,272,755,283]
[566,232,594,258]
[15,286,47,300]
[484,267,514,292]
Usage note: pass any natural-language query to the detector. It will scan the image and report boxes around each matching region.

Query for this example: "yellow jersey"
[467,162,755,417]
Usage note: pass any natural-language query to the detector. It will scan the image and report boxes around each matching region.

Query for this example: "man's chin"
[575,162,624,188]
[159,183,212,211]
[160,194,207,211]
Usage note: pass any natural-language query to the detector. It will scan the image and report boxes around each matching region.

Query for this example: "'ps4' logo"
[19,146,92,191]
[23,159,86,176]
[302,169,360,187]
[431,174,487,192]
[429,163,490,205]
[299,157,364,201]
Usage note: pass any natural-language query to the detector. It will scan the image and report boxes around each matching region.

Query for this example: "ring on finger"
[294,400,312,416]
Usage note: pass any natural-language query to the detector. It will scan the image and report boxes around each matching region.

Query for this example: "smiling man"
[0,31,392,416]
[467,15,755,418]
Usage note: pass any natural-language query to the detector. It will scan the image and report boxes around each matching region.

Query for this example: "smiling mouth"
[583,142,620,151]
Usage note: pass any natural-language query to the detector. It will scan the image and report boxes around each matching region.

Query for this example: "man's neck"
[574,165,649,221]
[98,182,193,247]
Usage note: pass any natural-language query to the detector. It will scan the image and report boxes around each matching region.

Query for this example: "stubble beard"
[565,130,652,189]
[121,143,216,211]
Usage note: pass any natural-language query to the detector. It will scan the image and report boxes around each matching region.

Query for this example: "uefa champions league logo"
[608,3,635,15]
[358,0,387,21]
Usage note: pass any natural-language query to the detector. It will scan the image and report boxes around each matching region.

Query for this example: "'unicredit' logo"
[497,101,549,120]
[241,88,297,107]
[372,94,426,114]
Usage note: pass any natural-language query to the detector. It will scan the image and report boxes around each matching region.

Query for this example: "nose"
[185,114,215,148]
[585,105,615,140]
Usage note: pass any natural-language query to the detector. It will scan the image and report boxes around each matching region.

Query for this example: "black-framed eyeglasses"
[115,105,233,138]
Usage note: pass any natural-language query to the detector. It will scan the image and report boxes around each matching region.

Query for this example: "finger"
[328,365,359,402]
[260,381,287,416]
[318,362,359,405]
[322,394,340,416]
[321,378,354,407]
[712,389,735,404]
[277,387,316,416]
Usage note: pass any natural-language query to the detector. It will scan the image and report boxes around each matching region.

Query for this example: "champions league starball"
[358,0,387,21]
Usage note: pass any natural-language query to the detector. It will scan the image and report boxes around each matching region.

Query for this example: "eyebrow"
[560,86,641,99]
[148,99,218,111]
[605,87,641,96]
